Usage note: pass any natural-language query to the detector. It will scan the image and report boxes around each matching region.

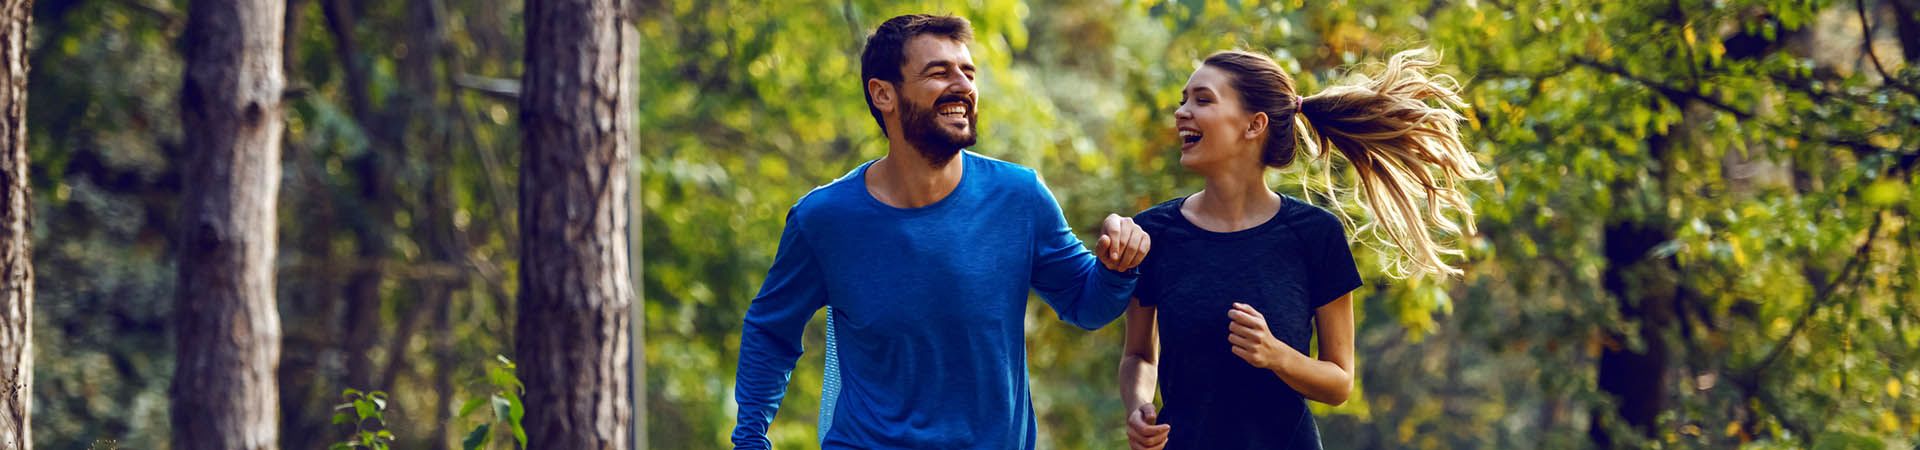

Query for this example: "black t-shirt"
[1133,194,1363,450]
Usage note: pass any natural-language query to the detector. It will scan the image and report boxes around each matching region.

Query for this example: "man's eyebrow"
[918,60,951,74]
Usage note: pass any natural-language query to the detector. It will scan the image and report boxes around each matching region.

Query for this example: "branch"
[1856,0,1920,99]
[1573,56,1915,161]
[1571,56,1753,120]
[1739,212,1883,377]
[453,73,522,102]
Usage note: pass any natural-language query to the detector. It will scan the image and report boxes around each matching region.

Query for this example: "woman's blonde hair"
[1203,48,1492,278]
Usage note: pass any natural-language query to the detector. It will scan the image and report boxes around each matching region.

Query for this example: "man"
[730,14,1151,449]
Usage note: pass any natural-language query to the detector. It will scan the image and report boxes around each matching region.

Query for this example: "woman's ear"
[1245,111,1269,140]
[868,78,897,115]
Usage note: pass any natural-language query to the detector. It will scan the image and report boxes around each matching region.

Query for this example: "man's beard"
[898,94,977,168]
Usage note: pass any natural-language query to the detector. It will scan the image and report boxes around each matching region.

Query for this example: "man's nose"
[948,75,975,98]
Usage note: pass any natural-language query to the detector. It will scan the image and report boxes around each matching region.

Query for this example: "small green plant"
[459,355,526,450]
[330,388,395,450]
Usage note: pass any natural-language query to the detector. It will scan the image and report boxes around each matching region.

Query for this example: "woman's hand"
[1227,302,1298,371]
[1125,403,1170,450]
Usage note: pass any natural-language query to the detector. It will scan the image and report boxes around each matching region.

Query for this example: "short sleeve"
[1131,208,1167,307]
[1308,221,1363,309]
[1135,241,1159,308]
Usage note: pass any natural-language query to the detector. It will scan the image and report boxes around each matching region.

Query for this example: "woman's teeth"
[1179,130,1202,143]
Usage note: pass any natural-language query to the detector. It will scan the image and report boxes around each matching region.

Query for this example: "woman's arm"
[1119,297,1159,410]
[1226,294,1355,405]
[1120,297,1170,449]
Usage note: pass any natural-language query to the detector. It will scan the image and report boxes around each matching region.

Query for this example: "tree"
[0,0,27,447]
[171,0,286,447]
[514,0,635,446]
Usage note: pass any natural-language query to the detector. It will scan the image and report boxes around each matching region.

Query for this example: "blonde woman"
[1118,49,1490,449]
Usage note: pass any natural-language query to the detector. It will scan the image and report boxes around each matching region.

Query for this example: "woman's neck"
[1186,165,1282,233]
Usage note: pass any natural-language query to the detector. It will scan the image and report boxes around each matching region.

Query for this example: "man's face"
[893,35,978,166]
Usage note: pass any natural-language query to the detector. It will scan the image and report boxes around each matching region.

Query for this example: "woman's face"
[1175,65,1260,173]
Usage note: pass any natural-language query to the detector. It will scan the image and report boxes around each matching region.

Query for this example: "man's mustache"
[933,95,974,112]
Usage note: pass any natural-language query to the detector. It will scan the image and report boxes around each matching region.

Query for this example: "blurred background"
[25,0,1920,448]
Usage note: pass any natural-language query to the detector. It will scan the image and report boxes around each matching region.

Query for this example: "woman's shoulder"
[1132,196,1188,232]
[1281,194,1349,238]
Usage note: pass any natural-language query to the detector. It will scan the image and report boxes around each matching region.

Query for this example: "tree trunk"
[172,0,286,447]
[1893,0,1920,63]
[319,0,393,393]
[515,0,635,446]
[0,0,29,447]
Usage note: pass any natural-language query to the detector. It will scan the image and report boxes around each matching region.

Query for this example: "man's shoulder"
[965,150,1042,185]
[788,162,873,220]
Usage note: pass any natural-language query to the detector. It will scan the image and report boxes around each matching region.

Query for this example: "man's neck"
[866,140,965,209]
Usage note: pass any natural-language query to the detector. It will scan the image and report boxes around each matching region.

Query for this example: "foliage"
[458,356,527,450]
[330,389,395,450]
[14,0,1918,449]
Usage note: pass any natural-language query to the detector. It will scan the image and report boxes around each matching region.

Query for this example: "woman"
[1118,48,1490,450]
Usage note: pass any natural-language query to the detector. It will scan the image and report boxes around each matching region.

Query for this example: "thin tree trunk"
[320,0,390,392]
[627,4,646,446]
[515,0,635,445]
[172,0,286,447]
[0,0,29,447]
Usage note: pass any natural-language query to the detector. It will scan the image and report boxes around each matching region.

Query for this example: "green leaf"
[355,400,375,421]
[331,411,354,425]
[462,424,492,450]
[457,396,488,419]
[510,396,524,423]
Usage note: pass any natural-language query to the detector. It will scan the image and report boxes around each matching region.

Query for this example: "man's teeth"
[941,105,966,116]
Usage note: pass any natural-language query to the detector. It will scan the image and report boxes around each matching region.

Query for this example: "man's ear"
[1244,111,1269,140]
[868,78,897,115]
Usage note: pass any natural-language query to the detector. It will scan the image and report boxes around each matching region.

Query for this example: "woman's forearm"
[1270,347,1352,405]
[1118,355,1158,409]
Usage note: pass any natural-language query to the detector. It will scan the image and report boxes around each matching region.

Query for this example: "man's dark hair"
[860,14,973,137]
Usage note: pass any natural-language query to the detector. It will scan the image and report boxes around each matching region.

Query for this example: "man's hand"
[1096,214,1150,272]
[1125,403,1170,450]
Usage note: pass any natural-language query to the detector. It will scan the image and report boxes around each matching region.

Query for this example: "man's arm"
[731,210,830,449]
[1027,174,1147,330]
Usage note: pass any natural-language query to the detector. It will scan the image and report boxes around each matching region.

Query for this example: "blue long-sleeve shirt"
[731,151,1138,449]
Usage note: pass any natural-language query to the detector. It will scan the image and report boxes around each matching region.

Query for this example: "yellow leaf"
[1889,379,1903,398]
[1864,180,1907,206]
[1724,421,1741,437]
